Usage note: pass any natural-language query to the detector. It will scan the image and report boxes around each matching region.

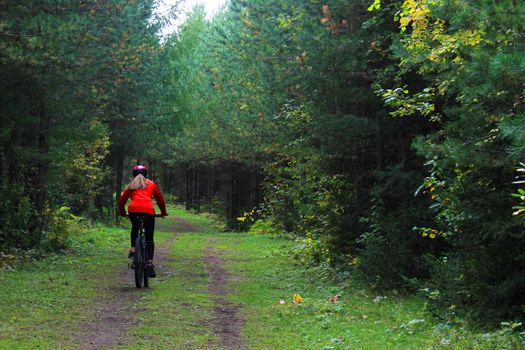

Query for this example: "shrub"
[41,206,84,251]
[0,185,35,250]
[248,219,280,235]
[357,166,440,289]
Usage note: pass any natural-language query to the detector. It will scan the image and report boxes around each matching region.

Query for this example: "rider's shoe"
[128,250,135,259]
[146,262,156,278]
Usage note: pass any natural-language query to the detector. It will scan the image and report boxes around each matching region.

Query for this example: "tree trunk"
[114,149,124,224]
[399,126,406,170]
[195,166,200,211]
[162,162,169,192]
[249,171,255,210]
[376,115,383,170]
[31,106,51,245]
[229,166,236,219]
[185,164,190,210]
[208,166,212,213]
[6,128,18,185]
[108,174,114,222]
[149,159,155,182]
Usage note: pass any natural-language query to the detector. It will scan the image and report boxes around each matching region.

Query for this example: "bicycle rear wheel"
[134,236,144,288]
[143,244,149,288]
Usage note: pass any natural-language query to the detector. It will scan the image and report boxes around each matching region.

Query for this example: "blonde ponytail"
[126,174,147,191]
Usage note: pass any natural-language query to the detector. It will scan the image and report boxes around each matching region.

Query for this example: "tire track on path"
[75,215,194,350]
[205,238,245,350]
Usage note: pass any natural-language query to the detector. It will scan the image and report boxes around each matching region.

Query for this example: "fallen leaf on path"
[292,293,303,304]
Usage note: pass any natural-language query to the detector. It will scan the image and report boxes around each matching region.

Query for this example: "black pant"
[129,213,155,260]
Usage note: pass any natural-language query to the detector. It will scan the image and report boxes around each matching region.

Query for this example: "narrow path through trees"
[75,225,179,349]
[74,215,245,350]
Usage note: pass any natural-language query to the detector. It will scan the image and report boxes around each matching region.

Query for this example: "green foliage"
[383,0,525,320]
[0,185,35,250]
[248,219,280,235]
[165,0,434,299]
[357,166,439,289]
[0,0,163,249]
[511,163,525,216]
[42,206,86,251]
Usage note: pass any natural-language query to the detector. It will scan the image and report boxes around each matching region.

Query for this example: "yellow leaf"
[292,293,303,304]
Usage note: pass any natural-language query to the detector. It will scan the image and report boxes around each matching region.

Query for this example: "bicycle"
[130,213,163,288]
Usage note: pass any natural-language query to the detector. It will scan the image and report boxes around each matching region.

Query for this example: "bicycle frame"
[133,215,149,288]
[130,213,163,288]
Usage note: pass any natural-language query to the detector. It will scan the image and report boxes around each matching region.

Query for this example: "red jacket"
[118,179,167,216]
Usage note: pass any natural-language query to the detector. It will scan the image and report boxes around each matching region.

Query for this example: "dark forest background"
[2,0,525,323]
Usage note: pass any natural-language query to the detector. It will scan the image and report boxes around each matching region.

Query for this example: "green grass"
[215,234,435,349]
[0,207,522,349]
[0,225,129,349]
[117,231,217,349]
[166,205,218,231]
[212,234,524,350]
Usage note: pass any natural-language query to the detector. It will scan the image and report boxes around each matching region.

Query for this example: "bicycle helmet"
[133,163,148,177]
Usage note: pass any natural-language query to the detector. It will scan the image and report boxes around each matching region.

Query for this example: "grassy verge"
[205,232,524,350]
[0,225,129,349]
[0,205,213,350]
[0,207,522,349]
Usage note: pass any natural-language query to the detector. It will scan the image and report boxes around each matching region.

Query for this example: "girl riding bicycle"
[118,162,168,278]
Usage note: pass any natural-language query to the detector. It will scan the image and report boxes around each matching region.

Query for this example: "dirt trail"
[76,264,137,350]
[75,215,244,350]
[205,239,245,350]
[74,216,191,350]
[156,215,197,233]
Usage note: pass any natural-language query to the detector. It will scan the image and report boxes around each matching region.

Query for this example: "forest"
[1,0,525,330]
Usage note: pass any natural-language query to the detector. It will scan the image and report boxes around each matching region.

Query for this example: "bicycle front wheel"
[134,237,144,288]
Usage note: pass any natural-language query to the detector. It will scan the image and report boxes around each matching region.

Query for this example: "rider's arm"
[152,184,168,216]
[118,189,131,216]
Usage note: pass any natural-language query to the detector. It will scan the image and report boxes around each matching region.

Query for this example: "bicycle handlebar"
[123,213,167,218]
